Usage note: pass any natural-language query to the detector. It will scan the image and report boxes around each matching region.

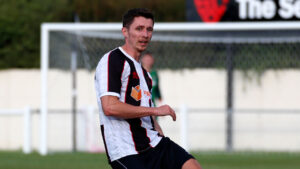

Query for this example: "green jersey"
[150,70,161,107]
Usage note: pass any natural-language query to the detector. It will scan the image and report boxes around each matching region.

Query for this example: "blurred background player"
[141,52,162,107]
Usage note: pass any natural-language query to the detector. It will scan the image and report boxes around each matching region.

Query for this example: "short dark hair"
[122,8,154,28]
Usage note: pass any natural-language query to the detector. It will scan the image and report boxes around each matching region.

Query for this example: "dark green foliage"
[72,0,185,22]
[0,0,73,69]
[0,0,185,69]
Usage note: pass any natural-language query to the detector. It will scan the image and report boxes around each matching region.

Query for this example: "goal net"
[40,22,300,155]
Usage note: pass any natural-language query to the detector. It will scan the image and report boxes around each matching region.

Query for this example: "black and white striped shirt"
[95,47,162,162]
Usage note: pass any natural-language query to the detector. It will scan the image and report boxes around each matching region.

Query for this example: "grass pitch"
[1,151,300,169]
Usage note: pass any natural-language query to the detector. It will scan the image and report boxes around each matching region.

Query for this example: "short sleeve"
[95,51,126,98]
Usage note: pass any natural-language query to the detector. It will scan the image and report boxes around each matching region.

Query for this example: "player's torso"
[119,53,153,108]
[95,47,161,161]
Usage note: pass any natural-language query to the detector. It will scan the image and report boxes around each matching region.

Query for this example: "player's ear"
[122,27,129,38]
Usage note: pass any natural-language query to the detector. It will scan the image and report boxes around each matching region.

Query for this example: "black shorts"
[110,137,194,169]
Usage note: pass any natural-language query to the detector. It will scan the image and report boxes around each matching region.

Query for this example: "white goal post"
[40,21,300,155]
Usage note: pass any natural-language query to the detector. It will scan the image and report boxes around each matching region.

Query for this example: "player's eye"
[136,26,143,31]
[147,27,153,32]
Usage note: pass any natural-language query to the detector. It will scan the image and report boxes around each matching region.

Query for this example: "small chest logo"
[132,72,139,79]
[131,85,142,101]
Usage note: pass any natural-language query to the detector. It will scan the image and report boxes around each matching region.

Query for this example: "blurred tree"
[0,0,74,69]
[0,0,185,69]
[73,0,185,22]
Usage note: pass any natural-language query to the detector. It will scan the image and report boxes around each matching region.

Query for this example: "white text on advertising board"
[236,0,300,19]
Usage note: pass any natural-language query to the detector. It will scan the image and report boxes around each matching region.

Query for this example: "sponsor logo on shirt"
[131,85,142,101]
[143,91,151,97]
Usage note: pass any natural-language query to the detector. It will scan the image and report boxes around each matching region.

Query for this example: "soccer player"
[141,52,162,107]
[94,8,202,169]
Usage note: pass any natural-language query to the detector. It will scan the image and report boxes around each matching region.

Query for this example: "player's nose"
[142,29,150,38]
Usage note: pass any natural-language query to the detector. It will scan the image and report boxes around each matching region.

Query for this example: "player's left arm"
[152,116,164,136]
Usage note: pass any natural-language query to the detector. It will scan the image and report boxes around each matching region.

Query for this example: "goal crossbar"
[42,21,300,31]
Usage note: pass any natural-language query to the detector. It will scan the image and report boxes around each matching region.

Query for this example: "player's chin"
[137,45,148,52]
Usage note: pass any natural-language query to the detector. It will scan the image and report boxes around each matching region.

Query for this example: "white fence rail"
[1,106,300,153]
[0,107,31,154]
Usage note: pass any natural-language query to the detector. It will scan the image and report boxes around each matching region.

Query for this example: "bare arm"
[101,95,176,121]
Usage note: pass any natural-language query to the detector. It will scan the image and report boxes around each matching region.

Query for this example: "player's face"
[124,16,153,52]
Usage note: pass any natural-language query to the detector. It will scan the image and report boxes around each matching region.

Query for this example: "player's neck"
[121,44,141,62]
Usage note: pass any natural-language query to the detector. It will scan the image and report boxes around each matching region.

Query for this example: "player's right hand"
[155,105,176,121]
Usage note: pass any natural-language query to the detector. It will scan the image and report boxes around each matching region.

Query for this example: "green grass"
[193,151,300,169]
[1,151,300,169]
